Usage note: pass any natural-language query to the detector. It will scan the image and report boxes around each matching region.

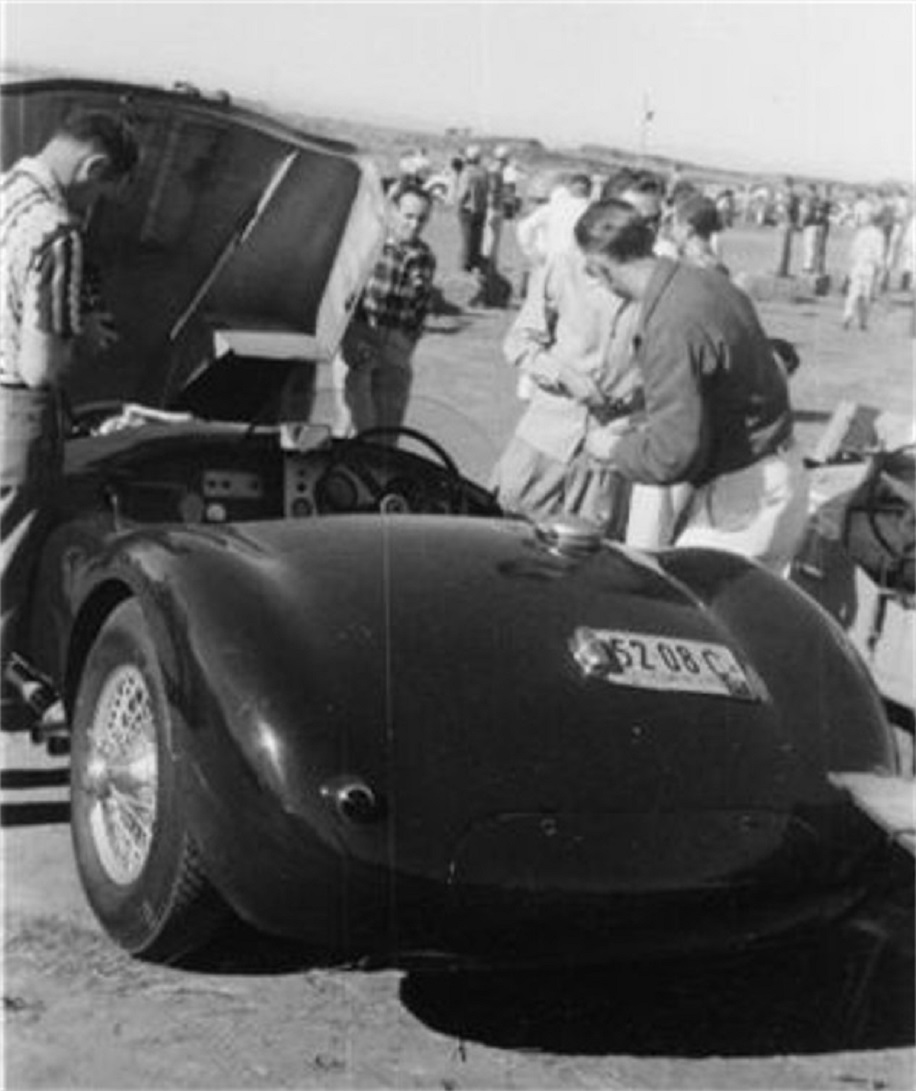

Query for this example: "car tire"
[70,599,226,962]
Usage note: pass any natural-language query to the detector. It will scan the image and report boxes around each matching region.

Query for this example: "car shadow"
[399,853,915,1058]
[182,855,914,1057]
[399,922,914,1057]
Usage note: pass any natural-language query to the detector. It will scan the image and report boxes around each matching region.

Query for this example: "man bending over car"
[1,108,138,691]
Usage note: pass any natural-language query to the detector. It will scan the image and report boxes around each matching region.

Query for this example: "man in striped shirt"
[336,185,436,443]
[1,108,138,674]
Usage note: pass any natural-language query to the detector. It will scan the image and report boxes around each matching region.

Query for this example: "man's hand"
[80,310,120,355]
[585,419,632,463]
[555,359,605,408]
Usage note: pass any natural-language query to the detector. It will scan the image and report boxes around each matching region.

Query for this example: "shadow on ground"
[177,849,914,1059]
[400,921,914,1058]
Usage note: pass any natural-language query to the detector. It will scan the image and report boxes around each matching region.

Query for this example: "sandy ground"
[2,212,914,1090]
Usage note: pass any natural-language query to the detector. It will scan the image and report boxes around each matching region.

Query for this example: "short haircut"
[393,183,432,209]
[567,173,593,198]
[575,198,656,261]
[601,167,664,202]
[58,108,139,178]
[667,179,700,205]
[673,193,722,239]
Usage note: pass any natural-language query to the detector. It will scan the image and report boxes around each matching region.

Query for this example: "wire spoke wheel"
[71,599,226,962]
[84,665,159,885]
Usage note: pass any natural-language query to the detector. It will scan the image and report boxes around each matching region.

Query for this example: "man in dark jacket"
[575,198,809,573]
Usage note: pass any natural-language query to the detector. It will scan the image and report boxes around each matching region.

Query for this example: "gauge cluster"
[104,434,500,525]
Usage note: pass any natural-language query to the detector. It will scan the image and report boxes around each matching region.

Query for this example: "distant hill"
[1,65,891,196]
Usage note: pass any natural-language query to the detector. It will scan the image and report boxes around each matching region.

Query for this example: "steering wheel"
[315,425,465,515]
[351,426,462,478]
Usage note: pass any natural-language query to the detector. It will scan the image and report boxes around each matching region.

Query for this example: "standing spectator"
[800,184,820,274]
[491,245,641,536]
[667,192,729,274]
[852,190,874,228]
[1,108,138,675]
[776,177,800,277]
[885,186,913,290]
[715,188,735,230]
[454,144,488,287]
[501,156,523,221]
[842,205,887,331]
[813,184,833,277]
[516,172,593,270]
[577,199,809,573]
[336,186,436,442]
[434,155,465,207]
[513,173,594,397]
[480,144,510,304]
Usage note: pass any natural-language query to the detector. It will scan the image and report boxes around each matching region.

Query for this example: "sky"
[2,1,914,183]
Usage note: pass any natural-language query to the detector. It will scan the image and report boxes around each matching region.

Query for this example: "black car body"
[0,77,902,967]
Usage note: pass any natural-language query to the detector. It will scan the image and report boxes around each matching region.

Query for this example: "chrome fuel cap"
[534,515,604,557]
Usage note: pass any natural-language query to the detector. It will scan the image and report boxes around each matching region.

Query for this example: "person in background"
[513,172,595,398]
[885,186,913,291]
[501,155,523,221]
[577,198,809,574]
[516,172,594,271]
[775,176,800,277]
[812,183,833,277]
[454,144,488,287]
[851,190,874,228]
[800,183,821,274]
[666,192,729,275]
[336,185,436,442]
[480,144,510,304]
[842,204,887,331]
[1,108,138,683]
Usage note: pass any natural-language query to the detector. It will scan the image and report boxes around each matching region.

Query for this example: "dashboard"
[98,434,501,525]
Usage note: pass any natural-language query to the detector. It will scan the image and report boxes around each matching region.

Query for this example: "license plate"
[570,627,758,701]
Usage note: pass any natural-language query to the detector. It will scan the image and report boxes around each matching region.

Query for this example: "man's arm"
[502,258,605,405]
[408,249,437,332]
[17,227,83,388]
[600,323,711,485]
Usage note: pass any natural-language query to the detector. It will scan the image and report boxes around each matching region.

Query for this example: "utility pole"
[639,94,654,164]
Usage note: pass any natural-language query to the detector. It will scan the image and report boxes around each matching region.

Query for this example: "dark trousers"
[458,210,486,273]
[1,386,63,663]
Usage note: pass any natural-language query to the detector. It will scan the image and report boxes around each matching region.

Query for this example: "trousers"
[336,320,417,442]
[1,386,64,661]
[675,440,810,574]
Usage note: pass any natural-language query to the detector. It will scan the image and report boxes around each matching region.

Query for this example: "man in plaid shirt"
[337,185,436,442]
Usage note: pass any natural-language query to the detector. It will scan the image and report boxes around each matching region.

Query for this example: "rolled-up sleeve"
[28,225,83,339]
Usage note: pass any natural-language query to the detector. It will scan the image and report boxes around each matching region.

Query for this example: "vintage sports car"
[0,77,904,967]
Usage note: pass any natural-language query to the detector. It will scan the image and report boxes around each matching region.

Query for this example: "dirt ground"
[2,209,914,1090]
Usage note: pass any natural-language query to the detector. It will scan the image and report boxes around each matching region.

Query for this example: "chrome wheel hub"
[83,665,158,885]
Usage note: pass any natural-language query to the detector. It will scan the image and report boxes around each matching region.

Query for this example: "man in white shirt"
[516,173,593,269]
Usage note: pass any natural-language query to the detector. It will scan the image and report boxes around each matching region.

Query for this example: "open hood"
[0,77,387,416]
